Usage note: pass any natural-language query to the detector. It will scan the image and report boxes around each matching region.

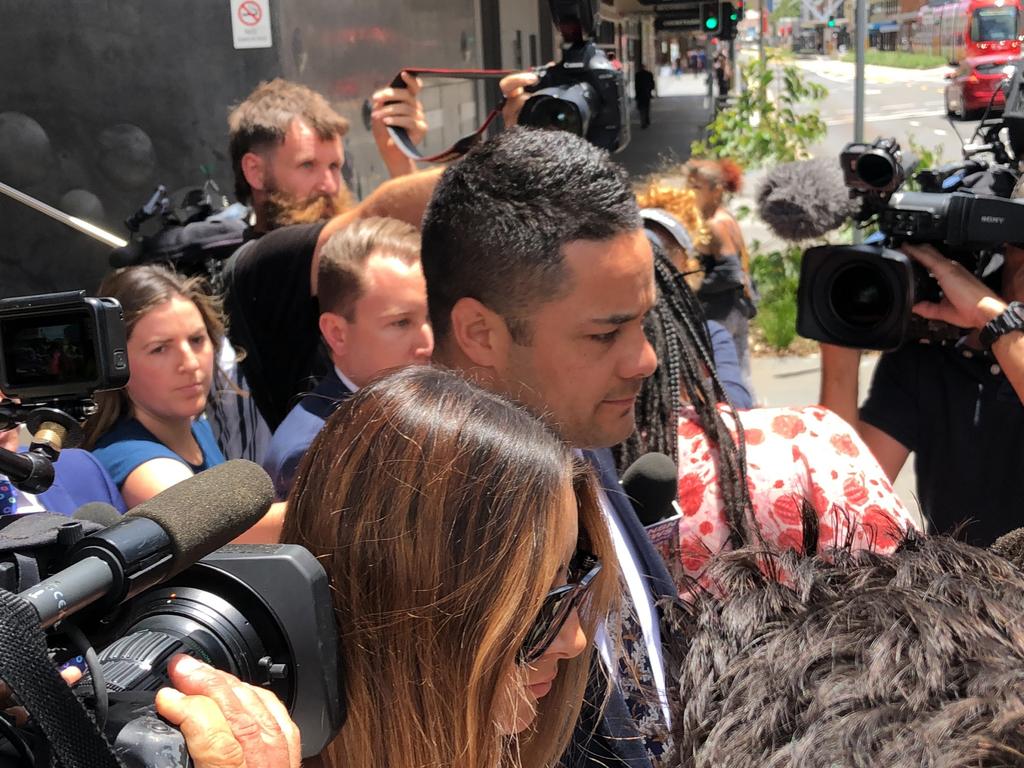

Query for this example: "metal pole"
[853,0,866,243]
[759,0,766,69]
[0,181,128,249]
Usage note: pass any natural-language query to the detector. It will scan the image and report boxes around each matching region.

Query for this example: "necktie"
[0,479,19,515]
[616,601,670,764]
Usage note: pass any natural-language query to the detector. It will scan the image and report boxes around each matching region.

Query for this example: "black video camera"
[797,137,1024,349]
[0,291,128,413]
[0,291,130,494]
[0,509,342,767]
[517,0,630,153]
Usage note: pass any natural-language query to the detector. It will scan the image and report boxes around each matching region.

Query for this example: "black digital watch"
[979,301,1024,348]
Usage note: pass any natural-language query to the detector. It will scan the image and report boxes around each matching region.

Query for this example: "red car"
[945,54,1019,119]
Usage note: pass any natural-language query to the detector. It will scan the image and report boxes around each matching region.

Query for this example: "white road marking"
[933,128,947,135]
[827,108,946,125]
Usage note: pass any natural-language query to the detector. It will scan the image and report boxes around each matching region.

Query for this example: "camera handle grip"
[382,68,518,162]
[0,447,53,495]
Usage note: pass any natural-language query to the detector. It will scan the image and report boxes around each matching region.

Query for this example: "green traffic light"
[827,17,836,26]
[729,12,738,20]
[706,15,719,29]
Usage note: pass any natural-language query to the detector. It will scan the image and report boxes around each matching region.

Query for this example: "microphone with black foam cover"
[991,526,1024,570]
[621,452,679,527]
[71,502,123,528]
[21,460,273,628]
[756,157,862,241]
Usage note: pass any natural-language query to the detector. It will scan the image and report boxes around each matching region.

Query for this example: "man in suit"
[422,126,675,766]
[262,217,433,499]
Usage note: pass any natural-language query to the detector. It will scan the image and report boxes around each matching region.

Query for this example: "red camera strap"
[385,68,518,163]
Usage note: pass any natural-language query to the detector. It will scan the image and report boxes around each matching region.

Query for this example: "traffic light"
[827,15,836,27]
[720,2,737,39]
[703,3,720,32]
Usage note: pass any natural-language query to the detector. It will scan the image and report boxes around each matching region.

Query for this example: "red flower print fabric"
[672,405,918,586]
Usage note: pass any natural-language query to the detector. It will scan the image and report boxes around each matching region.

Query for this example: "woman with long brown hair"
[281,365,619,768]
[83,265,226,506]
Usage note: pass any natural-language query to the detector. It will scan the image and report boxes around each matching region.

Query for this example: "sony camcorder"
[797,137,1024,349]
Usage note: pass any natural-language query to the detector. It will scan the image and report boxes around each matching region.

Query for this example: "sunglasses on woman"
[518,551,602,665]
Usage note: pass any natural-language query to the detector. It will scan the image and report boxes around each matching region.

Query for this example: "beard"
[258,185,354,231]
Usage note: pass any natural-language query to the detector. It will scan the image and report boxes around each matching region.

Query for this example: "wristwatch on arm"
[979,301,1024,348]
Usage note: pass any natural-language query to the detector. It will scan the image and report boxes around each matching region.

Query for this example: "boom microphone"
[621,452,679,527]
[757,157,861,241]
[21,460,273,628]
[72,502,123,527]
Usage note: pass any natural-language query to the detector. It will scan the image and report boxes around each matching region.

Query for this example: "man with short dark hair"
[422,127,673,767]
[262,217,431,498]
[664,530,1024,767]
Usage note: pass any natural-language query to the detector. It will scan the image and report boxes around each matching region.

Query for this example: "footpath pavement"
[614,73,713,180]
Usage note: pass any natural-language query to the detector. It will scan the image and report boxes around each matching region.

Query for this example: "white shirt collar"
[334,367,360,394]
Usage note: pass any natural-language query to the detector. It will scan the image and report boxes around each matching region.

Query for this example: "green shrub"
[691,57,828,168]
[757,297,799,349]
[750,243,803,350]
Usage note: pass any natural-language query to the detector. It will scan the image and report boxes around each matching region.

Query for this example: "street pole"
[759,0,766,70]
[853,0,866,243]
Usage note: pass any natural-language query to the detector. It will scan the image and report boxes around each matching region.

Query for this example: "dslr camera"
[797,137,1024,349]
[517,0,630,153]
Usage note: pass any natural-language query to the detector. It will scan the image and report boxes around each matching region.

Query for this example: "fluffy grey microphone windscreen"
[756,157,861,241]
[124,459,274,577]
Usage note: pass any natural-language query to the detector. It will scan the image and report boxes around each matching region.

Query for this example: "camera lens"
[521,95,583,135]
[828,262,893,327]
[855,152,897,191]
[519,83,595,138]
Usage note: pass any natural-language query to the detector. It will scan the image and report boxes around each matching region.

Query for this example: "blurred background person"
[684,158,757,392]
[83,265,225,507]
[282,366,619,768]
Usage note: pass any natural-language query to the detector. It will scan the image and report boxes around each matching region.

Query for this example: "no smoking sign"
[230,0,272,49]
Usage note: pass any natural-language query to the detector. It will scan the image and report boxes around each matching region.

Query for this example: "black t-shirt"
[223,221,328,431]
[860,342,1024,546]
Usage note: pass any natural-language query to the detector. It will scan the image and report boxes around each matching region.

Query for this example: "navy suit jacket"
[563,448,676,768]
[262,370,352,499]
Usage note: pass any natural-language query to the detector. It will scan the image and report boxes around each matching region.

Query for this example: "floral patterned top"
[667,404,920,586]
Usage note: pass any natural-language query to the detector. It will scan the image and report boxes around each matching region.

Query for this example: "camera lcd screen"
[1,309,98,391]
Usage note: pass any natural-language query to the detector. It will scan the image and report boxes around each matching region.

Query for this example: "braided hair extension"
[615,244,757,550]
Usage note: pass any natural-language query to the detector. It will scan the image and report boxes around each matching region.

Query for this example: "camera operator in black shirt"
[820,242,1024,545]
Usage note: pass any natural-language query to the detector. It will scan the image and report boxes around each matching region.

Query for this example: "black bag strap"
[0,589,120,767]
[384,68,515,162]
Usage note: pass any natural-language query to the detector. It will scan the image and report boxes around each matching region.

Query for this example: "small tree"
[691,56,828,168]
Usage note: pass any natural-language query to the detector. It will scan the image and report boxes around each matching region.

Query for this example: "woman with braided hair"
[619,230,920,591]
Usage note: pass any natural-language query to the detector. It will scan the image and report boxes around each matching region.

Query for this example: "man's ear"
[241,151,268,193]
[448,297,513,370]
[319,312,349,361]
